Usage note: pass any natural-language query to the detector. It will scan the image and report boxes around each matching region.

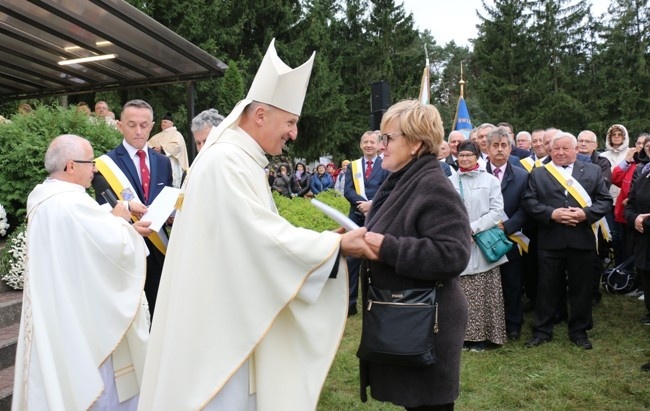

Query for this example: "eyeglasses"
[457,153,477,158]
[64,160,96,171]
[577,139,596,144]
[380,132,402,146]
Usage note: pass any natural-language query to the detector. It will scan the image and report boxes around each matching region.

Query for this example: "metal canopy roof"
[0,0,228,101]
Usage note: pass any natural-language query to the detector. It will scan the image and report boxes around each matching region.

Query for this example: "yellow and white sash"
[544,163,611,246]
[521,157,544,173]
[499,212,530,254]
[521,157,534,173]
[350,159,367,199]
[95,155,168,254]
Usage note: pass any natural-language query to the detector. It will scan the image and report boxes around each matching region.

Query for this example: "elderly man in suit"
[344,130,390,315]
[523,132,612,350]
[92,99,173,317]
[486,126,529,340]
[445,130,465,170]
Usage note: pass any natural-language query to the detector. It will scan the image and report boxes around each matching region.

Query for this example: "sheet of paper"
[141,186,181,232]
[311,198,359,231]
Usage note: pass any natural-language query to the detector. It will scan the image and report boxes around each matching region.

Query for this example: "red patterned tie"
[365,160,373,180]
[136,150,150,203]
[493,167,501,179]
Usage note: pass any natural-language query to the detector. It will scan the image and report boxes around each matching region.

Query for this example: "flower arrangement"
[1,223,26,290]
[0,204,9,237]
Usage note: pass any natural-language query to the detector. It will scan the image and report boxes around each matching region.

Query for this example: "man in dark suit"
[486,127,529,341]
[522,132,612,350]
[344,130,390,315]
[92,99,173,317]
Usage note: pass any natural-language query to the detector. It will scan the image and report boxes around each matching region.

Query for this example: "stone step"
[0,366,13,410]
[0,292,21,330]
[0,291,21,411]
[0,323,19,371]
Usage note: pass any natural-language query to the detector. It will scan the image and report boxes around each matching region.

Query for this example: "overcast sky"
[399,0,611,47]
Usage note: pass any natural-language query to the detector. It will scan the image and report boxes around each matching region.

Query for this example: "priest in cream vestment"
[12,134,152,410]
[138,39,377,411]
[148,112,189,188]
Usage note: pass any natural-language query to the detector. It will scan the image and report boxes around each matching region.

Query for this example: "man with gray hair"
[191,108,225,153]
[486,126,529,340]
[523,132,612,350]
[446,130,465,170]
[13,135,152,410]
[516,131,532,151]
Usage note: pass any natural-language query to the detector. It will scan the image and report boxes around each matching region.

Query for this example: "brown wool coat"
[360,155,472,407]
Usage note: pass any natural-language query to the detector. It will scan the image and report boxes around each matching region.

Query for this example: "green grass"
[318,293,650,410]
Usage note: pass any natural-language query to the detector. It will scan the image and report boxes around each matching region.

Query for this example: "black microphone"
[101,190,119,208]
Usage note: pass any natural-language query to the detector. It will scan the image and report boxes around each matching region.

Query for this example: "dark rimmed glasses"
[380,132,402,146]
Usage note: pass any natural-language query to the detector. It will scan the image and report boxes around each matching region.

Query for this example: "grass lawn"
[318,292,650,410]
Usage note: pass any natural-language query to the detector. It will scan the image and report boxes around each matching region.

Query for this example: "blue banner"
[454,97,472,131]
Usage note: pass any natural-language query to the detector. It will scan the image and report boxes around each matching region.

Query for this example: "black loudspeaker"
[371,81,391,112]
[370,110,386,131]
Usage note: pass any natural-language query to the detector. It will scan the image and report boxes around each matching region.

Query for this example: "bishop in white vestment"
[138,39,376,411]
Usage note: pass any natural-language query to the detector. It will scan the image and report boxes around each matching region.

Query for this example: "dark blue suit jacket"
[344,156,390,225]
[487,161,529,259]
[94,143,172,206]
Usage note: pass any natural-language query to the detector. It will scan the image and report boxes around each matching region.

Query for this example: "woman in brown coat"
[360,100,472,410]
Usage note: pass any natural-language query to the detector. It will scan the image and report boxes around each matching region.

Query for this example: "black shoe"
[642,362,650,372]
[572,338,593,350]
[507,330,521,341]
[347,305,358,317]
[641,314,650,326]
[525,336,551,348]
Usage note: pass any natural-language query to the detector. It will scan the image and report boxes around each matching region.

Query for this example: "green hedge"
[273,189,350,232]
[0,105,121,228]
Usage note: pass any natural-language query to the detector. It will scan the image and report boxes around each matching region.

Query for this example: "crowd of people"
[9,37,650,411]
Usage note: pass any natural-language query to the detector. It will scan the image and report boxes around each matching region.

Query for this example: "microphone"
[101,190,119,208]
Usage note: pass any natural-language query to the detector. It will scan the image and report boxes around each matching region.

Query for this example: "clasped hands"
[339,227,383,261]
[551,207,587,227]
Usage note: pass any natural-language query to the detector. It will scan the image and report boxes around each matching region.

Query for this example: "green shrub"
[0,105,121,228]
[273,189,350,231]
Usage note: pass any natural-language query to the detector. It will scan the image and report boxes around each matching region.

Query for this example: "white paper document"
[311,198,359,231]
[141,186,181,232]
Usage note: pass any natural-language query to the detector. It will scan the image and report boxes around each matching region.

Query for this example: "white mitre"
[194,39,315,159]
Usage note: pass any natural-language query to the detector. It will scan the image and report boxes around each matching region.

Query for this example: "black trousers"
[347,256,361,309]
[522,233,539,304]
[533,248,595,341]
[144,238,165,319]
[636,268,650,313]
[500,257,523,332]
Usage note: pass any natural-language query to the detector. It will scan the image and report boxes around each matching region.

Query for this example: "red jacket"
[611,162,638,223]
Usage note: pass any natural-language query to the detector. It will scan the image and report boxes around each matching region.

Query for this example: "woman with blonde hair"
[359,100,471,410]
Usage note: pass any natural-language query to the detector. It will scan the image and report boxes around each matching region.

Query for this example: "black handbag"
[356,273,439,367]
[601,256,637,294]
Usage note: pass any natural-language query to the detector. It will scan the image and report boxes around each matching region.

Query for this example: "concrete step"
[0,323,19,371]
[0,366,13,410]
[0,291,21,411]
[0,292,21,329]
